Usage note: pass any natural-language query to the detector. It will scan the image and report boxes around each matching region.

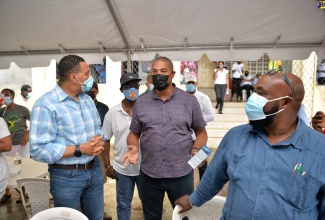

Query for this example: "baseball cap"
[120,73,142,86]
[185,74,198,83]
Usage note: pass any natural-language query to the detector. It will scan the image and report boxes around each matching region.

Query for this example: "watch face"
[74,150,82,157]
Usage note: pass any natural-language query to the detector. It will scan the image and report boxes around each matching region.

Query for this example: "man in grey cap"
[102,72,142,220]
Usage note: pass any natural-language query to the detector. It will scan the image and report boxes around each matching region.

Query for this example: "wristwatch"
[74,145,82,157]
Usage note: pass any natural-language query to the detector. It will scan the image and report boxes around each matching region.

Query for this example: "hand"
[120,145,139,166]
[81,135,105,156]
[311,111,324,132]
[20,132,29,146]
[198,159,208,168]
[105,166,117,180]
[174,195,192,214]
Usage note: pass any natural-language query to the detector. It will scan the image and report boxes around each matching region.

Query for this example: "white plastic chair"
[16,178,51,219]
[172,195,226,220]
[30,207,89,220]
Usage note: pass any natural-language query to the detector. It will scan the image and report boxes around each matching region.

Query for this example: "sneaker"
[215,104,219,109]
[218,110,223,114]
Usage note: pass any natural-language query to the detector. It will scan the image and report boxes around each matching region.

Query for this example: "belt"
[53,158,96,170]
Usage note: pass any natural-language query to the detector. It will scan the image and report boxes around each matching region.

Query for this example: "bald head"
[153,57,174,71]
[256,71,304,113]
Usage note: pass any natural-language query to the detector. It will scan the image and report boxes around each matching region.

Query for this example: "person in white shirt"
[185,74,214,179]
[213,61,229,114]
[252,73,262,87]
[238,70,254,101]
[0,117,12,204]
[14,85,32,110]
[102,72,142,220]
[317,59,325,85]
[231,61,244,100]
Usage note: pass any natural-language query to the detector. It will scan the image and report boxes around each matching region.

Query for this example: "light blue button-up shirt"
[190,119,325,219]
[29,84,104,164]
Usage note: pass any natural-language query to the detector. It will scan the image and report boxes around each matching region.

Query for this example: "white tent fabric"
[0,0,324,68]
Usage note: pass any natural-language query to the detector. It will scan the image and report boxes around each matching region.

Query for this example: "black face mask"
[245,73,249,76]
[85,91,95,99]
[152,74,170,91]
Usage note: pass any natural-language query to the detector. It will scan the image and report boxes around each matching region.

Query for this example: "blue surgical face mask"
[75,75,94,92]
[26,92,32,99]
[4,96,12,105]
[185,84,196,93]
[245,93,288,121]
[123,88,139,101]
[149,84,154,91]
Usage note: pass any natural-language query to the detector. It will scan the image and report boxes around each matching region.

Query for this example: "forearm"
[193,128,208,148]
[103,140,111,167]
[0,136,12,152]
[127,131,140,147]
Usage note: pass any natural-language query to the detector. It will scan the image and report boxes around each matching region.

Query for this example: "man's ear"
[282,97,293,109]
[95,90,99,95]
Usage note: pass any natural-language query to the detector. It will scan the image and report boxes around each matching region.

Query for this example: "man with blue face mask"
[175,71,325,219]
[15,85,32,110]
[185,74,214,180]
[29,55,106,220]
[102,72,141,220]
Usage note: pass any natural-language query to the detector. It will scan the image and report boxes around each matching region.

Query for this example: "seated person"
[252,73,261,87]
[238,70,254,101]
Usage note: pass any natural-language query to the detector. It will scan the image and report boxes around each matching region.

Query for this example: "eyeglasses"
[264,69,294,98]
[123,83,139,90]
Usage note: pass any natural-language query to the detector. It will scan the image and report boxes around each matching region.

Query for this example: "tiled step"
[207,129,229,138]
[212,114,248,122]
[207,137,222,149]
[206,121,247,130]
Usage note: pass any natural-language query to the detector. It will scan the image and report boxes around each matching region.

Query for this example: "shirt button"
[266,169,270,172]
[163,148,166,150]
[259,191,264,195]
[163,124,165,126]
[163,159,165,162]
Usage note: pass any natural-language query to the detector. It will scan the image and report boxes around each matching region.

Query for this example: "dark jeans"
[318,77,325,85]
[239,84,254,99]
[199,161,208,180]
[214,84,227,111]
[232,78,242,98]
[139,169,194,220]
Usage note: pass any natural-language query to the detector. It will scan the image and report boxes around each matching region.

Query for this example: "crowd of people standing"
[1,54,325,220]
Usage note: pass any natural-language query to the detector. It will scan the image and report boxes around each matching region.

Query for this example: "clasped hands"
[82,135,105,156]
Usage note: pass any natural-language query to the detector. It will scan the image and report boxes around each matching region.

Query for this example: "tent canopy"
[0,0,325,68]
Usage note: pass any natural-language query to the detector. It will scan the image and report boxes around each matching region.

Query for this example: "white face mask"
[245,93,289,121]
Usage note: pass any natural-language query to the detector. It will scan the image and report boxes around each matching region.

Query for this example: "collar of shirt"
[249,118,304,150]
[151,83,177,101]
[54,84,86,105]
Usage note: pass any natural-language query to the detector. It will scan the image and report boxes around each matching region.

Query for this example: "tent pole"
[127,50,131,72]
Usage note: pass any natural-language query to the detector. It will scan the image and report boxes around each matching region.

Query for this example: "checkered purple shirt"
[130,86,206,178]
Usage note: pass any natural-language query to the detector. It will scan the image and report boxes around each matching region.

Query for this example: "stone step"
[206,121,247,130]
[215,107,246,114]
[207,137,222,149]
[211,114,248,122]
[211,101,246,108]
[207,129,228,138]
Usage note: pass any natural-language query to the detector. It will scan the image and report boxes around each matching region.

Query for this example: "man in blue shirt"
[29,55,106,220]
[175,71,325,219]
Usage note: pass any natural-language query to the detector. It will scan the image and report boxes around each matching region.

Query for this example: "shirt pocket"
[287,173,321,210]
[227,152,247,181]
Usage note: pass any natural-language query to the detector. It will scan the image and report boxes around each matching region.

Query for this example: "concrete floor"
[0,149,228,220]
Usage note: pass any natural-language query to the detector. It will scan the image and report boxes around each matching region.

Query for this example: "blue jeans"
[115,170,141,220]
[139,169,194,220]
[49,157,104,220]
